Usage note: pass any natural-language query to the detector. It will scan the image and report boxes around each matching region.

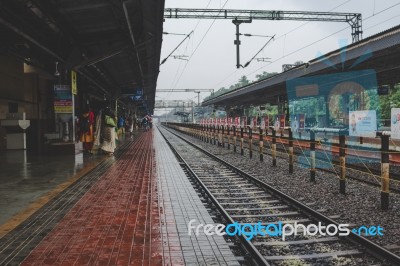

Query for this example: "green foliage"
[203,75,251,101]
[379,84,400,122]
[203,72,277,102]
[244,104,278,118]
[255,71,278,81]
[238,75,250,86]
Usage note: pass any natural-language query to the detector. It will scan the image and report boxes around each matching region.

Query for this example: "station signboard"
[349,110,377,137]
[54,85,72,113]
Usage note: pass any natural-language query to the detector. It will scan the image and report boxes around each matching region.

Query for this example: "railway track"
[171,125,400,194]
[159,126,400,266]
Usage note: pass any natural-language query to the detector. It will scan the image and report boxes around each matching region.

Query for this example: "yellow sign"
[54,106,73,113]
[71,70,77,95]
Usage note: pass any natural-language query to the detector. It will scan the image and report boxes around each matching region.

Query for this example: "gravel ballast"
[165,126,400,254]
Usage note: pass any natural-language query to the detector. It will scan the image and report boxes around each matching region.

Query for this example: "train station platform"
[0,129,239,265]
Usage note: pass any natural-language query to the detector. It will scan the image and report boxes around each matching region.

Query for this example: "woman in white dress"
[101,109,117,155]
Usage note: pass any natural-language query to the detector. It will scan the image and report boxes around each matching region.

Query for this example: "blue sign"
[131,95,143,101]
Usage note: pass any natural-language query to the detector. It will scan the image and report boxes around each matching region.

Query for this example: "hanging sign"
[71,71,77,95]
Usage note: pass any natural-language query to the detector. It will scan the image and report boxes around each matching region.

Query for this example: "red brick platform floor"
[22,131,173,265]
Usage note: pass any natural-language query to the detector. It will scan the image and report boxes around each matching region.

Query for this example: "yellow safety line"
[0,156,108,238]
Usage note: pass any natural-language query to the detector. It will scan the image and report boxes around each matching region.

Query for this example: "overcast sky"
[155,0,400,113]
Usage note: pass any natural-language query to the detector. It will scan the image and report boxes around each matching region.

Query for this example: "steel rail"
[162,125,400,265]
[158,127,270,266]
[229,132,400,193]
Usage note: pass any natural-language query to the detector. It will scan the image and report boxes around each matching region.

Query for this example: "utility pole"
[233,19,252,68]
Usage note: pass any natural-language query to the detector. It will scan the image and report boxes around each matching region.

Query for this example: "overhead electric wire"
[212,0,353,90]
[161,0,214,100]
[164,39,191,100]
[242,35,275,68]
[163,32,188,36]
[219,1,400,91]
[171,0,230,90]
[164,0,213,99]
[160,31,193,65]
[364,13,400,32]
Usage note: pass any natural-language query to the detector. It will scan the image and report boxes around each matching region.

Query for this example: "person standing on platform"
[101,109,117,155]
[148,115,153,128]
[79,107,95,154]
[141,115,148,131]
[93,108,103,150]
[117,115,125,137]
[127,115,134,137]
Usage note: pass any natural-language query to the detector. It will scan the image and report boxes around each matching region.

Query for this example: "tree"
[203,75,252,102]
[238,75,250,87]
[255,71,278,81]
[379,84,400,124]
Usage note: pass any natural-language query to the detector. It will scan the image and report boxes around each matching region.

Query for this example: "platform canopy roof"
[0,0,165,112]
[203,24,400,108]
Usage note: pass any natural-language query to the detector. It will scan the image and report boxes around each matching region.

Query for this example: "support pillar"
[288,128,294,174]
[310,130,316,182]
[213,125,216,145]
[248,126,253,159]
[259,128,263,162]
[233,126,237,152]
[381,135,390,210]
[227,126,231,150]
[222,126,225,148]
[272,129,276,166]
[339,134,346,194]
[240,127,244,156]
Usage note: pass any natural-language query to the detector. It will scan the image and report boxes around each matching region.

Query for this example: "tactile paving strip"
[156,128,239,266]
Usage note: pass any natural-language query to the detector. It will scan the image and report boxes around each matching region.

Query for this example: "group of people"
[78,107,152,155]
[140,114,153,130]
